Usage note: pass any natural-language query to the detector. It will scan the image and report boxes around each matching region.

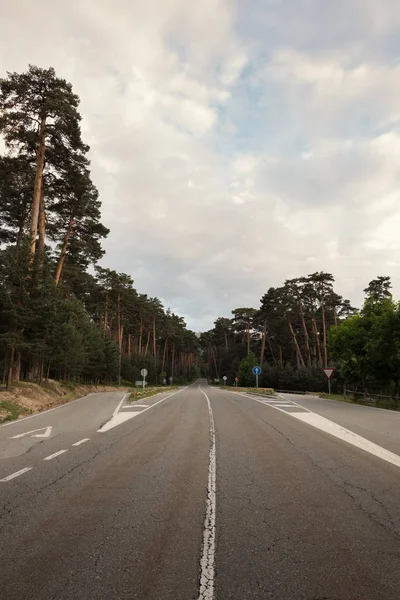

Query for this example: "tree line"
[200,274,398,396]
[0,65,200,388]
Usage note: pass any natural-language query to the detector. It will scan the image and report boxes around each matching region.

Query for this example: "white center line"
[198,389,216,600]
[72,438,90,447]
[0,467,33,482]
[43,449,68,461]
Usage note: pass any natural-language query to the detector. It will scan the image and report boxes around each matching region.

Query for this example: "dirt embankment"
[0,380,131,423]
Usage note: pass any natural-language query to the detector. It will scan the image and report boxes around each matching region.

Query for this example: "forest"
[0,66,200,388]
[1,66,398,398]
[201,274,400,398]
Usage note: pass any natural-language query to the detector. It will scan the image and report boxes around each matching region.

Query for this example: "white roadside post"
[141,368,148,390]
[223,375,227,385]
[323,367,335,395]
[169,376,173,386]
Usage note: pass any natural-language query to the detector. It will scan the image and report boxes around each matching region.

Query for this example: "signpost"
[223,375,227,385]
[323,367,335,395]
[163,378,167,385]
[141,368,148,390]
[169,376,173,385]
[235,376,238,387]
[252,366,261,388]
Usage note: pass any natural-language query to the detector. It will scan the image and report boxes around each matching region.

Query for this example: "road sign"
[323,367,335,395]
[163,378,167,385]
[235,377,238,381]
[169,377,173,383]
[223,376,227,382]
[141,368,148,377]
[10,426,53,440]
[253,366,261,388]
[135,381,147,387]
[323,368,335,380]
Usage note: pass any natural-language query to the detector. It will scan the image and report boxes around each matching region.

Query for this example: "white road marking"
[272,404,298,408]
[0,467,33,482]
[0,390,127,428]
[292,412,400,469]
[97,388,187,433]
[127,404,149,408]
[226,389,400,469]
[198,389,216,600]
[72,438,90,447]
[43,449,68,461]
[10,426,53,439]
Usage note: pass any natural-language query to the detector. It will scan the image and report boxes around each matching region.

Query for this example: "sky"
[2,0,400,330]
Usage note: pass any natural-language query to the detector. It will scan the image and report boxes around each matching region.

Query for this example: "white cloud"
[2,0,400,330]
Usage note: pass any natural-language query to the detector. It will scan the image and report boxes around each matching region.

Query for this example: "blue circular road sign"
[252,366,261,375]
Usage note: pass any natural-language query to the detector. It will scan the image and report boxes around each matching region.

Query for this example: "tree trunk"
[12,350,21,382]
[312,317,322,365]
[128,334,131,357]
[138,321,143,354]
[30,115,46,256]
[279,346,283,369]
[104,290,109,332]
[38,182,46,253]
[247,322,250,354]
[153,316,157,358]
[171,342,175,378]
[144,330,151,356]
[266,332,277,366]
[299,299,312,366]
[6,347,15,390]
[224,333,228,351]
[55,215,74,285]
[288,322,305,368]
[260,319,267,365]
[321,294,328,368]
[161,338,168,374]
[46,362,51,383]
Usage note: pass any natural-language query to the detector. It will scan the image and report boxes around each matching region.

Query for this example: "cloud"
[2,1,400,330]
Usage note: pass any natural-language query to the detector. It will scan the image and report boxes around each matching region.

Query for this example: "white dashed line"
[72,438,90,447]
[43,449,68,461]
[0,467,33,482]
[198,389,216,600]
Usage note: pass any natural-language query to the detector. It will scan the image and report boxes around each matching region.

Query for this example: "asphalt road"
[0,383,399,599]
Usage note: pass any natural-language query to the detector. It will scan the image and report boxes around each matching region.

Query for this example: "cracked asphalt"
[0,384,400,599]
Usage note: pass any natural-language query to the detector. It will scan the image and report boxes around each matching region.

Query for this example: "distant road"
[0,384,399,599]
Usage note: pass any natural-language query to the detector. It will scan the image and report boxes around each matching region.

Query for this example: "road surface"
[0,383,399,599]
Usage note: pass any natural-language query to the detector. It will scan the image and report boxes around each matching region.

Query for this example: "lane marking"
[127,404,149,408]
[10,426,53,439]
[198,389,216,600]
[293,412,400,469]
[224,389,400,469]
[43,449,68,461]
[0,467,33,482]
[72,438,90,447]
[0,390,127,428]
[98,388,187,433]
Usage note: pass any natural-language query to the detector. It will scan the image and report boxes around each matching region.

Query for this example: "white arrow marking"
[10,426,53,439]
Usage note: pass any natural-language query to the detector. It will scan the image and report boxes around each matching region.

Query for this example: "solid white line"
[198,389,216,600]
[0,389,132,429]
[43,449,68,461]
[126,404,148,408]
[225,389,400,469]
[293,412,400,469]
[97,388,187,433]
[72,438,90,447]
[0,467,33,482]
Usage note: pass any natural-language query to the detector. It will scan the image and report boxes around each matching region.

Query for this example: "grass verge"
[0,400,31,424]
[220,386,276,396]
[129,386,178,402]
